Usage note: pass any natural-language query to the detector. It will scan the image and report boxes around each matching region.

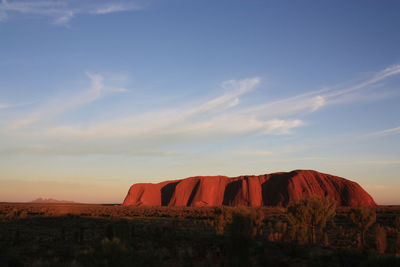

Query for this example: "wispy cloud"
[92,3,138,15]
[325,65,400,99]
[0,103,13,109]
[239,150,272,156]
[367,126,400,138]
[0,144,179,157]
[0,0,144,25]
[335,159,400,166]
[240,89,328,119]
[53,10,74,25]
[189,77,260,115]
[2,64,400,156]
[261,156,327,163]
[10,72,127,129]
[1,75,305,155]
[243,64,400,119]
[0,102,31,109]
[357,160,400,165]
[312,95,325,111]
[34,76,303,140]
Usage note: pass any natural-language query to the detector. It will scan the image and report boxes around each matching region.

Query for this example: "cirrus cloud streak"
[1,64,400,156]
[0,0,144,25]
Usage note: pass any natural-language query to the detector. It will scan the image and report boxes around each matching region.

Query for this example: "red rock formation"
[122,170,376,207]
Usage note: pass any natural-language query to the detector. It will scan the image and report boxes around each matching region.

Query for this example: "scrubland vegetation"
[1,199,400,266]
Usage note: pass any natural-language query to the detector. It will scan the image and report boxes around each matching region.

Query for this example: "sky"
[0,0,399,204]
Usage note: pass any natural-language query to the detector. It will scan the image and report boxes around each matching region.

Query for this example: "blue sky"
[0,0,400,204]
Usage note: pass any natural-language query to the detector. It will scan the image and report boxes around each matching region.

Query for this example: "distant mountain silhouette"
[123,170,376,207]
[30,198,77,204]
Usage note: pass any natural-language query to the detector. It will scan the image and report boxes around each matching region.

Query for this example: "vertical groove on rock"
[186,180,200,206]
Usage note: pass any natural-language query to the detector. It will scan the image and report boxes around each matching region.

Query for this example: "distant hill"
[30,198,77,204]
[123,169,376,207]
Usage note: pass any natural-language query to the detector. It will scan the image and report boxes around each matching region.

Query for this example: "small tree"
[287,195,337,244]
[394,215,400,255]
[395,215,400,231]
[323,232,329,247]
[348,207,376,248]
[375,224,387,254]
[397,232,400,257]
[247,208,265,237]
[273,220,287,241]
[228,208,264,266]
[214,207,233,235]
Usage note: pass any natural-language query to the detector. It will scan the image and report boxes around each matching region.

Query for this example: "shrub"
[247,208,265,237]
[272,220,287,241]
[228,210,253,266]
[375,224,387,254]
[222,207,265,266]
[394,216,400,256]
[76,237,131,266]
[105,224,114,239]
[396,232,400,256]
[287,195,337,244]
[394,215,400,231]
[213,207,233,235]
[348,208,376,248]
[323,232,329,247]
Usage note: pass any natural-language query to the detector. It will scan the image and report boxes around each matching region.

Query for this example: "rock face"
[122,170,376,207]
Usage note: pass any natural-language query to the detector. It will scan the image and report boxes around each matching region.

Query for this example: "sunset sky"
[1,0,399,204]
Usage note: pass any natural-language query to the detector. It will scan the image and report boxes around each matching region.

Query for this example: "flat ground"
[1,203,400,266]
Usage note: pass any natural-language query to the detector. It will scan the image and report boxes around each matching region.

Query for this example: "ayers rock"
[122,170,376,207]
